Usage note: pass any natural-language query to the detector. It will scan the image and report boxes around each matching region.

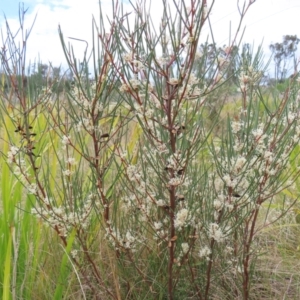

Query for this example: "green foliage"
[1,1,300,300]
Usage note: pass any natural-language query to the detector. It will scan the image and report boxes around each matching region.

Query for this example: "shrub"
[1,1,300,299]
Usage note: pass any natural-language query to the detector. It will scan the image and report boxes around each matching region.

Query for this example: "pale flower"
[208,223,224,243]
[71,250,78,258]
[214,177,224,192]
[263,151,273,161]
[252,128,265,141]
[157,56,169,66]
[123,52,133,62]
[27,183,37,195]
[63,169,73,177]
[127,165,141,181]
[187,35,194,43]
[223,174,236,187]
[120,151,127,159]
[66,157,77,165]
[156,199,166,207]
[174,208,189,229]
[168,177,182,186]
[62,135,70,146]
[181,243,189,254]
[129,79,140,89]
[125,231,135,245]
[75,121,83,132]
[231,121,242,134]
[156,143,168,154]
[53,206,63,215]
[287,112,297,122]
[119,83,130,93]
[169,78,180,85]
[234,156,247,172]
[213,199,223,211]
[154,221,163,230]
[7,146,19,164]
[9,146,19,155]
[145,108,154,119]
[132,60,145,71]
[199,246,211,259]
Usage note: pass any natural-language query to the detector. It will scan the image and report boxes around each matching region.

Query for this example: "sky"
[0,0,300,74]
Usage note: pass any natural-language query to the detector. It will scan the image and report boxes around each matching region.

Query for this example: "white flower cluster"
[31,194,94,237]
[181,242,189,255]
[174,208,190,230]
[122,161,160,224]
[75,117,94,132]
[7,146,19,164]
[157,55,170,66]
[133,102,154,120]
[231,121,242,134]
[119,83,130,93]
[8,151,38,196]
[172,72,204,102]
[70,82,107,139]
[168,177,182,186]
[62,169,74,177]
[61,135,71,149]
[105,227,138,251]
[208,222,224,243]
[129,78,140,90]
[239,66,263,92]
[166,151,184,172]
[199,245,211,260]
[155,142,168,154]
[62,156,77,177]
[176,242,190,264]
[132,60,145,72]
[71,83,104,112]
[212,104,300,226]
[153,218,168,241]
[27,183,37,195]
[127,165,142,182]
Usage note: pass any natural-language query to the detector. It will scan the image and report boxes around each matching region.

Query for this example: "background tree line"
[1,35,299,101]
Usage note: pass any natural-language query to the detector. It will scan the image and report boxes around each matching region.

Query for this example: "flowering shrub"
[1,0,300,299]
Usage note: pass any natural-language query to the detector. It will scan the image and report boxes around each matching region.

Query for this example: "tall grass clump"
[0,11,56,299]
[1,0,300,299]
